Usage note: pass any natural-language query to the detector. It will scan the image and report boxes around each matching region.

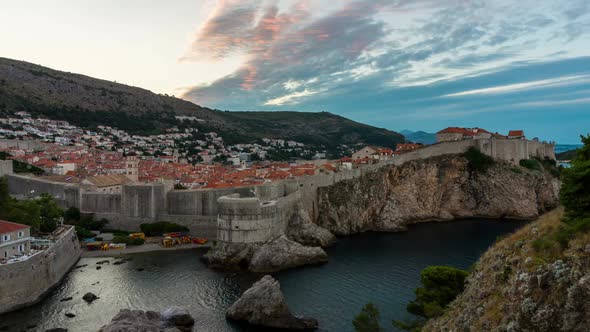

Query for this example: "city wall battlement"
[4,138,555,242]
[0,226,80,314]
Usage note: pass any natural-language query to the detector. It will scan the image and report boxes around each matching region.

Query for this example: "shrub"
[558,134,590,247]
[64,207,81,223]
[352,302,383,332]
[463,147,494,173]
[77,215,109,231]
[519,159,542,171]
[75,226,94,239]
[113,235,145,245]
[140,222,189,236]
[406,266,468,319]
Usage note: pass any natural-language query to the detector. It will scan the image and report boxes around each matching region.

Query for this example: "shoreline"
[80,242,211,258]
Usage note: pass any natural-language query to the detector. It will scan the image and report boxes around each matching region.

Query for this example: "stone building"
[125,154,139,182]
[436,127,492,142]
[0,220,31,260]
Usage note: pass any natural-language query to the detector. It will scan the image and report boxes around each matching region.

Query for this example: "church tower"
[125,153,139,182]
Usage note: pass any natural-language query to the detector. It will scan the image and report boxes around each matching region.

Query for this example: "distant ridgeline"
[0,57,403,155]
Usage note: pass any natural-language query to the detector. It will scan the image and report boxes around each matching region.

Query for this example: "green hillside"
[0,57,403,149]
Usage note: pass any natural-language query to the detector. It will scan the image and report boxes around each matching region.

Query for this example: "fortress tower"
[125,153,139,182]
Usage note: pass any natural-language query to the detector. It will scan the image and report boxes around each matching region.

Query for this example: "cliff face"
[317,155,560,236]
[424,209,590,332]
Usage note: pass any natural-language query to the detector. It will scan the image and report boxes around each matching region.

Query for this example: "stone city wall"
[4,139,554,241]
[217,190,300,243]
[0,160,13,177]
[0,226,81,314]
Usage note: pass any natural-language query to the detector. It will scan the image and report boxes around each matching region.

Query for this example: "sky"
[1,0,589,143]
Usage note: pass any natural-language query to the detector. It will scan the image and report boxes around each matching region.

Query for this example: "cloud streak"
[442,75,590,97]
[179,0,590,118]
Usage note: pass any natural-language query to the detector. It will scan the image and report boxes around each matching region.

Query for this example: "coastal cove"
[0,219,527,332]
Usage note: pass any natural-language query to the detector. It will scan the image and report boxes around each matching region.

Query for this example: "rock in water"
[160,307,195,330]
[202,242,258,270]
[287,208,336,247]
[249,236,328,273]
[227,275,318,330]
[82,292,98,303]
[99,308,195,332]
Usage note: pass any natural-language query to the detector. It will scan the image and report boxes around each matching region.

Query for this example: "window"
[18,244,24,252]
[2,235,9,242]
[3,251,6,258]
[18,231,24,238]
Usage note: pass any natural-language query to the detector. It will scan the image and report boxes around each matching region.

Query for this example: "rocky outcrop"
[317,155,560,236]
[250,236,328,273]
[227,275,318,330]
[99,307,195,332]
[204,236,328,272]
[202,242,258,270]
[287,208,336,247]
[424,209,590,331]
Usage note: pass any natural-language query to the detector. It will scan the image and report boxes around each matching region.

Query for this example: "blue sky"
[1,0,589,143]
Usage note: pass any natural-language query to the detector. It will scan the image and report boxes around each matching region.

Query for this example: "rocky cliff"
[317,154,560,236]
[424,209,590,331]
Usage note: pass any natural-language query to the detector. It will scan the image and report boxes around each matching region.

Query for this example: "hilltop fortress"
[2,138,555,244]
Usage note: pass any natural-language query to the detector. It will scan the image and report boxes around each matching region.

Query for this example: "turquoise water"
[0,219,526,332]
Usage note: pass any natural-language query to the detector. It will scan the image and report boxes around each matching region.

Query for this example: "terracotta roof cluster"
[0,220,29,234]
[437,127,491,136]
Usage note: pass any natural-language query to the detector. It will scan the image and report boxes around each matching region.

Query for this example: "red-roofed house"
[395,143,422,154]
[0,220,31,260]
[436,127,492,142]
[508,130,525,139]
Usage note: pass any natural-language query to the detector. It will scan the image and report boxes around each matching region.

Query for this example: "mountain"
[0,57,403,149]
[400,130,437,144]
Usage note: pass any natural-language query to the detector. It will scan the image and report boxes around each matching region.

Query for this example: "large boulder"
[249,236,328,273]
[227,275,318,330]
[287,208,336,247]
[98,308,195,332]
[202,242,259,270]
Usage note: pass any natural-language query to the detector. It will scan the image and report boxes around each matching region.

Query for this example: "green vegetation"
[519,159,542,171]
[64,206,81,223]
[113,235,145,245]
[0,151,44,175]
[140,221,189,236]
[353,302,383,332]
[394,266,468,330]
[75,226,94,239]
[64,207,109,239]
[533,135,590,258]
[0,57,404,154]
[463,147,495,173]
[0,177,62,233]
[556,134,590,243]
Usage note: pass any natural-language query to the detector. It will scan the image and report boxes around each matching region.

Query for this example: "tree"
[64,206,81,223]
[406,266,468,319]
[3,200,41,232]
[353,302,383,332]
[37,193,64,233]
[556,134,590,246]
[560,134,590,221]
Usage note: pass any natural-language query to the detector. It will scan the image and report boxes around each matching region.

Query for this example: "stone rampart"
[0,226,81,314]
[217,191,300,243]
[4,139,554,241]
[0,160,13,176]
[6,174,80,208]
